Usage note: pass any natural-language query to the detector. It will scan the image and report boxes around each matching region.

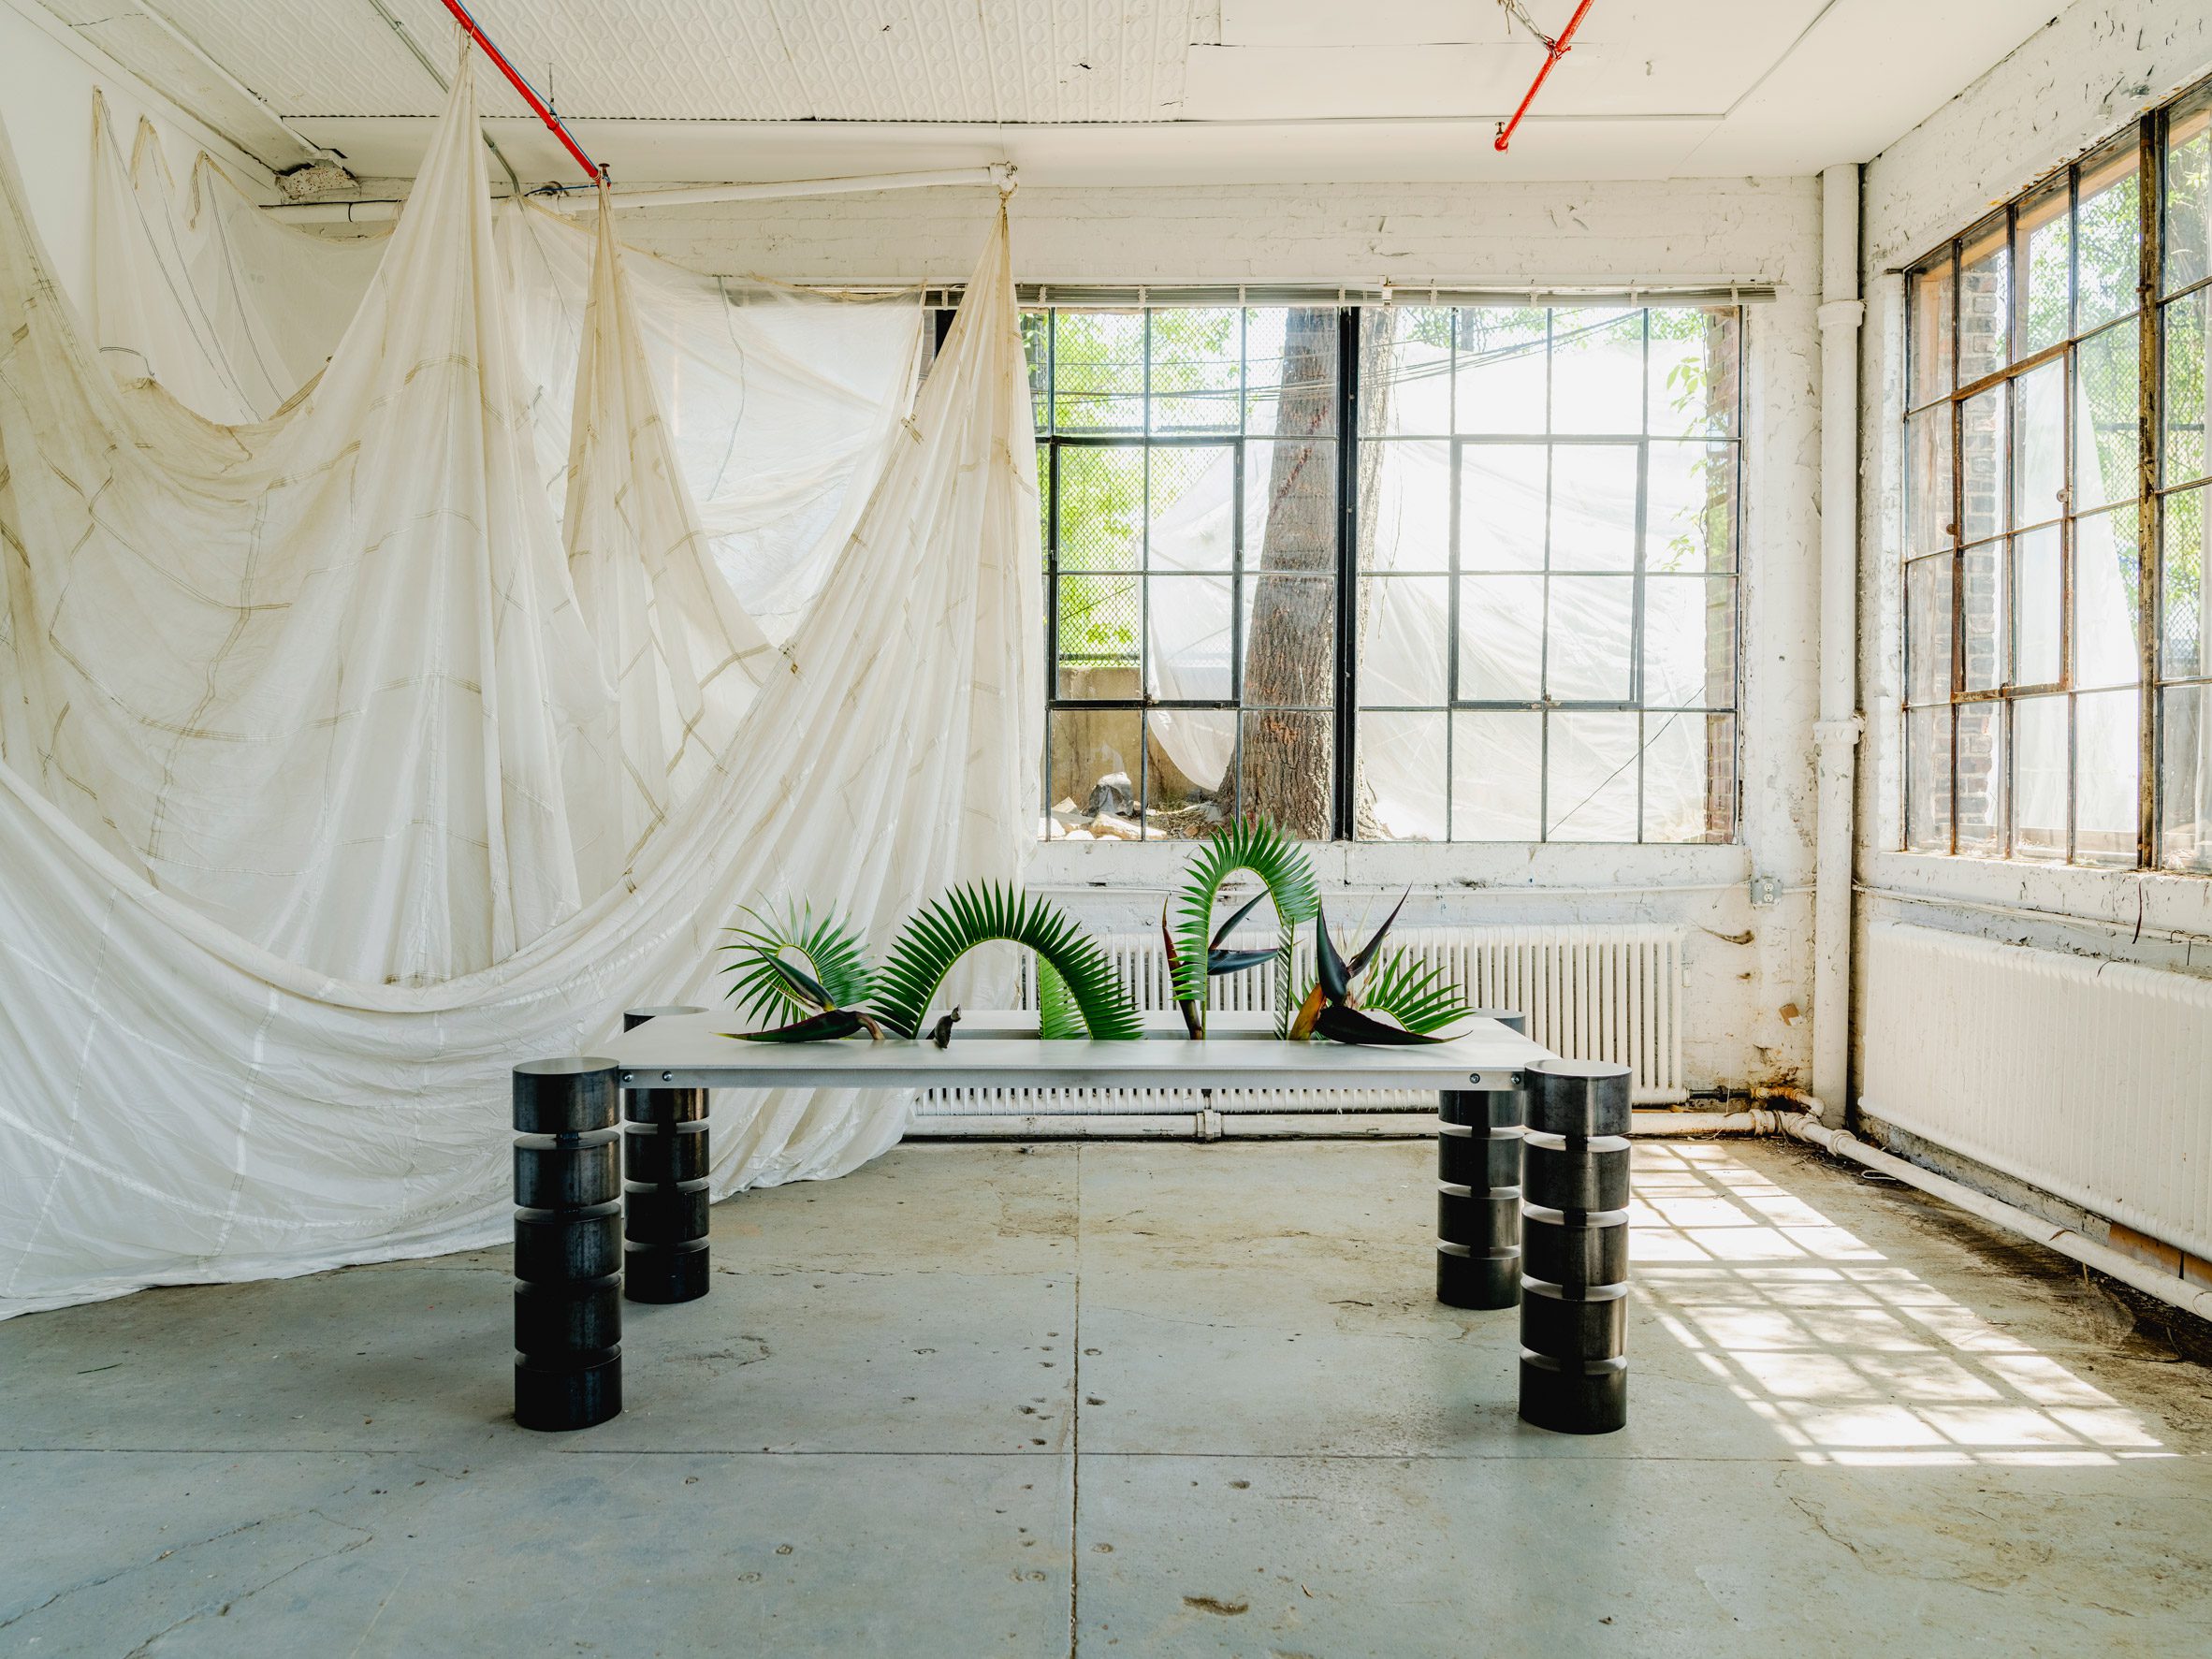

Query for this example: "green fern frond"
[870,881,1142,1041]
[1170,819,1319,1026]
[1357,949,1477,1036]
[719,902,876,1029]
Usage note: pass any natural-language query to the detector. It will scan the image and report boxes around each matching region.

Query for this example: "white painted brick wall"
[1852,1,2212,1099]
[613,175,1827,1094]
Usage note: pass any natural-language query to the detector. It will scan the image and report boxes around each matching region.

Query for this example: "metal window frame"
[1033,298,1744,844]
[1896,81,2212,871]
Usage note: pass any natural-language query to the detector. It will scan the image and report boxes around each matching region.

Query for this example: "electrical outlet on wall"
[1748,876,1783,909]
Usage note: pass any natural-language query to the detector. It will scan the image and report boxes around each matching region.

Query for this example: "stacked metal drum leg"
[1435,1008,1529,1311]
[513,1057,623,1431]
[620,1007,712,1304]
[1519,1057,1632,1434]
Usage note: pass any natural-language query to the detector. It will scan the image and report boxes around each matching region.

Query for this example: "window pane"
[1459,443,1548,570]
[1048,708,1143,836]
[2075,130,2140,329]
[1643,575,1735,708]
[1960,385,2007,542]
[1150,308,1240,433]
[2158,684,2212,872]
[1146,711,1235,836]
[1362,438,1450,573]
[1056,447,1142,569]
[1646,441,1737,573]
[1958,212,2012,384]
[1450,711,1542,838]
[1368,307,1453,436]
[1908,252,1956,408]
[2074,504,2141,689]
[1358,575,1449,706]
[1548,444,1639,570]
[1545,712,1640,840]
[1458,574,1545,701]
[1549,307,1642,434]
[1643,710,1735,843]
[1356,711,1447,840]
[1454,307,1549,434]
[1241,574,1335,709]
[2165,486,2208,678]
[1906,706,1953,851]
[1055,573,1141,697]
[2012,693,2068,859]
[2073,318,2138,512]
[2016,173,2071,356]
[1955,702,2005,854]
[1960,539,2007,692]
[1240,710,1332,839]
[2164,290,2208,487]
[1905,403,1954,554]
[2012,525,2062,687]
[2012,357,2065,528]
[1905,553,1954,704]
[2163,84,2211,298]
[1146,444,1234,571]
[1646,307,1739,439]
[1146,573,1233,701]
[1053,310,1144,430]
[1545,575,1636,701]
[1246,307,1338,436]
[2074,687,2139,866]
[1243,437,1337,575]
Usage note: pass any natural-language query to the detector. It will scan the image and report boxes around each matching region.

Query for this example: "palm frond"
[871,881,1142,1041]
[719,902,876,1029]
[1356,949,1477,1036]
[1169,818,1319,1030]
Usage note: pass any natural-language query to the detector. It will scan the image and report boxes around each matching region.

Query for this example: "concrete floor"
[3,1138,2208,1657]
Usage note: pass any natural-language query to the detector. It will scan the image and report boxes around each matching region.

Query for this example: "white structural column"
[1812,164,1866,1125]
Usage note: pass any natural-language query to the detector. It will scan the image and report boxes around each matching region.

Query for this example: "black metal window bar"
[1900,72,2212,873]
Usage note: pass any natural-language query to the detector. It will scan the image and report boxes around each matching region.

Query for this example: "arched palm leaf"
[720,902,877,1028]
[1165,818,1318,1038]
[872,882,1142,1041]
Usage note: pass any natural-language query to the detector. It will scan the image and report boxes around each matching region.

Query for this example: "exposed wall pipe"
[1492,0,1595,153]
[1812,163,1866,1127]
[434,0,599,182]
[358,0,521,197]
[1772,1095,2212,1322]
[265,164,1014,223]
[538,164,1014,212]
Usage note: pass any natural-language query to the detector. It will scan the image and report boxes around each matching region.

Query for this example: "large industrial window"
[1030,299,1743,844]
[1901,73,2212,872]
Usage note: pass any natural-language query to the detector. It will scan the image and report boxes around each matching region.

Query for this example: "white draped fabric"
[0,58,1040,1317]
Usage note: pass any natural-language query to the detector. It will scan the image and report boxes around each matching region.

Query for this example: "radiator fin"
[917,924,1686,1118]
[1862,922,2212,1262]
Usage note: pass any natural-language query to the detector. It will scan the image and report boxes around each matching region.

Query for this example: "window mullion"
[2136,109,2161,869]
[1333,306,1361,840]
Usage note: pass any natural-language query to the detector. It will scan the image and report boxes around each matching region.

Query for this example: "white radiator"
[1862,922,2212,1262]
[915,924,1688,1120]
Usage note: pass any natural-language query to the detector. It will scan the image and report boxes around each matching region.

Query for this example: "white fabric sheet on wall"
[0,58,1041,1317]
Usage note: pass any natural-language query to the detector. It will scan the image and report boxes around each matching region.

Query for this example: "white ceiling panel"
[38,0,2065,186]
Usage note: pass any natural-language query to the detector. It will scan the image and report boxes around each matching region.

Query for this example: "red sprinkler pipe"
[437,0,600,182]
[1493,0,1594,153]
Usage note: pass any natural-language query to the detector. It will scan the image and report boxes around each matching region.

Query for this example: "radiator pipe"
[1768,1093,2212,1323]
[1812,163,1867,1128]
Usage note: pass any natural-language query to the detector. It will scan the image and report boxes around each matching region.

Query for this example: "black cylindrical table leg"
[1518,1057,1632,1434]
[514,1057,622,1432]
[621,1006,712,1304]
[1435,1007,1528,1311]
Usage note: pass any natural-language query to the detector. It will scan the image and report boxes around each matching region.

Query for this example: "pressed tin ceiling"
[37,0,2066,185]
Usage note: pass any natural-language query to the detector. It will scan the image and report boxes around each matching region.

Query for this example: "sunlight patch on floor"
[1632,1142,2173,1467]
